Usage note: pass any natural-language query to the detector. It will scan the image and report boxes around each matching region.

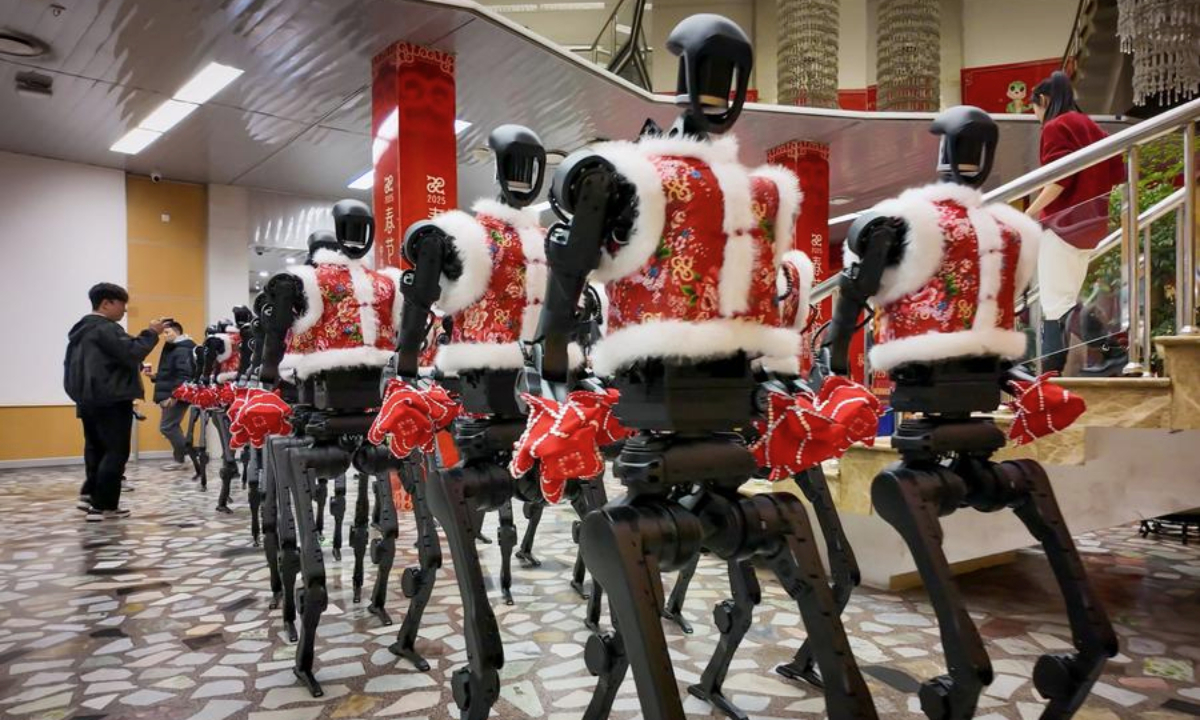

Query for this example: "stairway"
[1068,0,1134,115]
[746,336,1200,589]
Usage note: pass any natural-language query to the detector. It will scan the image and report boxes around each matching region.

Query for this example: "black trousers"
[78,401,133,511]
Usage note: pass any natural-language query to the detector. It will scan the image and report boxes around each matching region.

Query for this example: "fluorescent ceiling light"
[530,201,551,212]
[110,128,162,154]
[539,2,605,9]
[258,271,269,278]
[348,170,374,190]
[174,62,244,104]
[139,99,199,132]
[455,119,472,135]
[285,256,297,264]
[491,3,539,11]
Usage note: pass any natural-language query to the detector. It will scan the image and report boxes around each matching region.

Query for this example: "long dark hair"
[1032,71,1081,123]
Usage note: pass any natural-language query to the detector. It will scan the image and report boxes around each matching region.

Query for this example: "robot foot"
[293,667,324,698]
[368,604,393,626]
[388,641,432,672]
[687,685,749,720]
[661,608,694,634]
[515,549,541,568]
[284,620,298,643]
[570,579,590,599]
[776,659,824,689]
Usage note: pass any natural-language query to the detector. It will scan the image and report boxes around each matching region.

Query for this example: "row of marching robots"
[172,13,1115,720]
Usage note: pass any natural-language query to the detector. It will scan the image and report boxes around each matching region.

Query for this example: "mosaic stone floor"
[1,462,1199,720]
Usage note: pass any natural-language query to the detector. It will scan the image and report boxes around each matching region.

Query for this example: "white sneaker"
[121,479,136,492]
[86,507,131,521]
[77,495,92,511]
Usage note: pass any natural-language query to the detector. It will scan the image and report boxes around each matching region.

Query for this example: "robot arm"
[190,345,208,383]
[533,152,624,400]
[202,336,225,382]
[825,211,907,375]
[395,222,460,381]
[259,274,304,386]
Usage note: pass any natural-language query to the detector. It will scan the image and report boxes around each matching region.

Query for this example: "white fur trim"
[311,248,369,267]
[849,182,985,306]
[215,336,234,363]
[967,206,1003,332]
[517,223,548,342]
[430,211,491,313]
[754,355,801,377]
[591,319,800,377]
[778,250,815,328]
[869,328,1029,372]
[435,342,584,374]
[285,265,323,336]
[377,267,405,330]
[984,201,1043,295]
[278,346,395,380]
[472,199,542,230]
[216,371,239,383]
[347,264,378,346]
[751,165,803,261]
[589,141,666,283]
[711,161,756,317]
[635,134,740,166]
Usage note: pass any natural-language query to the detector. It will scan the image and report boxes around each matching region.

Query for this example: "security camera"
[150,172,163,183]
[254,247,265,256]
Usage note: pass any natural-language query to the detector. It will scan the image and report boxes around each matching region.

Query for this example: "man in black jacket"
[150,321,195,470]
[64,283,164,520]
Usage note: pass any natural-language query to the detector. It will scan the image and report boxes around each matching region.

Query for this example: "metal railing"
[577,0,652,89]
[812,96,1200,375]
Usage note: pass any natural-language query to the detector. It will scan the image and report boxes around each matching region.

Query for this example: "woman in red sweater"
[1025,71,1124,373]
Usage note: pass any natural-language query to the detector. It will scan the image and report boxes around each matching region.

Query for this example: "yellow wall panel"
[0,406,84,461]
[126,176,207,457]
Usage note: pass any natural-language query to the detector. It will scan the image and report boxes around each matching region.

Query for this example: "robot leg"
[285,450,330,698]
[570,475,609,631]
[687,559,760,720]
[778,465,862,687]
[313,476,328,540]
[871,465,990,720]
[368,471,399,626]
[268,438,302,643]
[196,409,210,490]
[248,446,263,546]
[215,412,237,513]
[515,500,544,568]
[349,472,370,603]
[261,441,283,608]
[1004,460,1117,719]
[497,498,518,605]
[391,457,443,671]
[329,474,347,561]
[425,464,507,720]
[661,555,698,635]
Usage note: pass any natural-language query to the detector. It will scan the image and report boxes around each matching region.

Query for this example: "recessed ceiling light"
[0,31,49,58]
[174,62,244,104]
[139,99,199,132]
[258,271,269,278]
[829,196,853,206]
[285,257,297,264]
[110,128,163,155]
[348,170,373,190]
[455,119,472,135]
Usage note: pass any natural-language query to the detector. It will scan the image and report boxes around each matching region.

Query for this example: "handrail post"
[1123,145,1146,375]
[1142,224,1153,367]
[1181,121,1198,334]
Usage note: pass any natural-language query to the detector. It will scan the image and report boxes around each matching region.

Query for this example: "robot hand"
[394,222,460,382]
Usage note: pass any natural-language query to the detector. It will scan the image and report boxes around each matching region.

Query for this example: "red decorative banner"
[837,86,878,111]
[372,41,459,270]
[961,58,1061,115]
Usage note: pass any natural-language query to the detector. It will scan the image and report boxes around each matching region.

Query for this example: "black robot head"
[232,305,252,326]
[930,105,998,188]
[306,229,338,264]
[489,124,546,208]
[332,199,374,260]
[666,14,753,135]
[252,291,268,318]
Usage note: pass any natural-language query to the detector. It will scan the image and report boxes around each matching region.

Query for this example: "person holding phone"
[63,283,165,520]
[148,320,195,470]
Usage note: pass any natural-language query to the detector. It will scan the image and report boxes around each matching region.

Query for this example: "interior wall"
[207,185,253,322]
[650,2,756,93]
[960,0,1075,68]
[126,176,208,454]
[0,151,126,463]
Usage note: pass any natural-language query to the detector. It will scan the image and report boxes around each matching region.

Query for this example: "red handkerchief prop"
[172,383,195,403]
[229,388,293,449]
[1006,373,1086,445]
[226,386,252,425]
[218,383,236,408]
[192,385,220,410]
[814,377,883,447]
[367,379,461,459]
[510,389,631,504]
[749,391,849,481]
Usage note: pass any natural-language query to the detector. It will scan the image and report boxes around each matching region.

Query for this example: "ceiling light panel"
[110,128,162,154]
[174,62,244,104]
[139,99,199,132]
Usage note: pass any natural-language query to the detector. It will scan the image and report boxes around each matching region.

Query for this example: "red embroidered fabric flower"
[367,379,461,459]
[813,377,883,447]
[217,383,236,407]
[172,383,194,403]
[229,388,293,449]
[226,386,253,424]
[749,391,850,481]
[510,389,628,504]
[1006,373,1086,445]
[192,385,220,410]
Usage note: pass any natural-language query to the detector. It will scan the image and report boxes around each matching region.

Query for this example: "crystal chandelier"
[777,0,840,107]
[1117,0,1200,104]
[876,0,941,111]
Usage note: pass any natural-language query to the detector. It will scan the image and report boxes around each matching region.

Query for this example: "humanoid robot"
[182,323,231,492]
[208,312,249,514]
[375,124,610,720]
[528,15,877,720]
[242,202,417,697]
[826,105,1116,720]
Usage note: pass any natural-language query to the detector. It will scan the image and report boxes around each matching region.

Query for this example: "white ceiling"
[0,0,1129,223]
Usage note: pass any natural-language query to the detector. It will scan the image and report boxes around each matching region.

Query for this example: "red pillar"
[371,41,459,270]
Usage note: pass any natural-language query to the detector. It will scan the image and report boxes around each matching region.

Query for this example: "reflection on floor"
[0,462,1198,720]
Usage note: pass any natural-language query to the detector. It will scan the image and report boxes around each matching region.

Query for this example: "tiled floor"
[0,462,1198,720]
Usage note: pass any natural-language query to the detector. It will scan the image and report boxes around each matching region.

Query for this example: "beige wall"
[960,0,1075,68]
